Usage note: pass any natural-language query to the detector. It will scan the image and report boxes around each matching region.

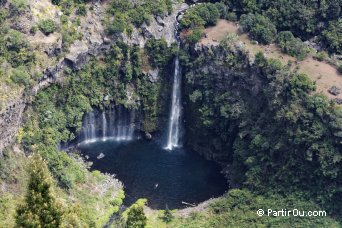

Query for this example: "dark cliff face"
[181,43,264,163]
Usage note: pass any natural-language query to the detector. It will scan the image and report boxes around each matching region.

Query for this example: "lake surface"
[78,139,228,209]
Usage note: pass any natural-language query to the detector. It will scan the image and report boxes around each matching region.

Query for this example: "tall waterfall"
[165,57,182,150]
[80,105,135,144]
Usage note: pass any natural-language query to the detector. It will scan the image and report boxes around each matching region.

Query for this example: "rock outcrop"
[121,3,189,47]
[0,96,26,153]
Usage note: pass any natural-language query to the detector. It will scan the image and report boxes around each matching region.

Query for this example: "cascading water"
[165,57,182,150]
[102,110,107,139]
[80,105,135,144]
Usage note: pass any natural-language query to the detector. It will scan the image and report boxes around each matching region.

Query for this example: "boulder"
[148,69,159,83]
[328,86,341,96]
[65,40,89,70]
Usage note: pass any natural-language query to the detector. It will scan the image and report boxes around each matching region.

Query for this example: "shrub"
[39,19,58,35]
[186,28,203,44]
[226,12,237,21]
[276,31,310,60]
[9,0,28,16]
[5,29,28,51]
[107,15,125,34]
[10,66,30,86]
[77,4,87,16]
[315,51,328,61]
[276,31,295,45]
[240,13,277,44]
[180,3,220,29]
[338,64,342,74]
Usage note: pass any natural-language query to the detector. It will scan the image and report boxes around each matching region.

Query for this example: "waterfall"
[165,57,182,150]
[102,110,107,140]
[80,105,135,144]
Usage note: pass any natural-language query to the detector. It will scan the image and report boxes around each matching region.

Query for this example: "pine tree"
[126,203,147,228]
[163,204,174,223]
[15,154,62,227]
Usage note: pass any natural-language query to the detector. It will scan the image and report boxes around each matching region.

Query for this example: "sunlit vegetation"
[182,42,342,220]
[106,0,173,35]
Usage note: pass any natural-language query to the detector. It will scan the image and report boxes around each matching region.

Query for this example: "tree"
[125,199,147,228]
[16,154,63,227]
[322,19,342,54]
[240,13,277,44]
[162,205,174,223]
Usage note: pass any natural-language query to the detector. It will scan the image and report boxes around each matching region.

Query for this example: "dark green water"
[78,139,228,209]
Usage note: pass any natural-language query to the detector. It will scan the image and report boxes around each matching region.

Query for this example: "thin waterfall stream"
[165,57,182,150]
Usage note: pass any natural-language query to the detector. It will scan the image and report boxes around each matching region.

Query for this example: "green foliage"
[60,16,83,51]
[171,189,340,227]
[9,0,29,16]
[228,0,342,42]
[125,199,147,228]
[38,19,58,35]
[10,66,30,87]
[240,13,277,44]
[145,38,174,68]
[180,3,221,29]
[183,43,342,218]
[185,28,203,44]
[106,0,173,35]
[322,19,342,54]
[276,31,310,60]
[52,0,90,15]
[315,51,329,62]
[15,154,63,227]
[162,206,174,223]
[3,29,35,67]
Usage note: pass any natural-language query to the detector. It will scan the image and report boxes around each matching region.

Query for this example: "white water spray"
[80,105,135,144]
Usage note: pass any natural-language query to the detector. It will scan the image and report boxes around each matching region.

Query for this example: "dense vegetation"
[106,0,173,35]
[0,0,36,103]
[146,189,339,227]
[181,1,341,57]
[182,41,342,220]
[225,0,342,42]
[15,155,62,227]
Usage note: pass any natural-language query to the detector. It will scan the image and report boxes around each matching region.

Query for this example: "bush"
[77,4,87,16]
[240,13,277,44]
[5,29,28,51]
[10,67,30,87]
[39,19,58,35]
[315,51,328,62]
[276,31,310,60]
[107,15,125,34]
[276,31,295,45]
[9,0,28,16]
[226,12,237,21]
[180,3,220,29]
[186,28,204,44]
